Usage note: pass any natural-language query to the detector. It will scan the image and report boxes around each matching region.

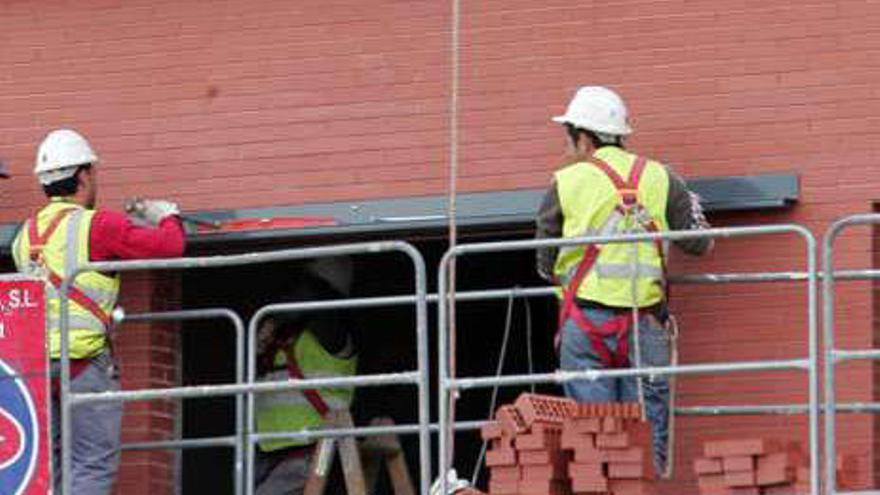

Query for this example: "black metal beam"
[0,173,797,253]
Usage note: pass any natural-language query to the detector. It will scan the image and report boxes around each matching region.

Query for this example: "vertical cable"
[470,292,517,486]
[525,297,536,393]
[445,0,462,479]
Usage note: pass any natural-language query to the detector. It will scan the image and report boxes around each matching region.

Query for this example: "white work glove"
[126,197,180,225]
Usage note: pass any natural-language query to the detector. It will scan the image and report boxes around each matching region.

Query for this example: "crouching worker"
[253,257,358,495]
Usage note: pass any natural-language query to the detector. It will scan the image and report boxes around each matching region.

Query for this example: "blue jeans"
[559,306,671,474]
[51,353,123,495]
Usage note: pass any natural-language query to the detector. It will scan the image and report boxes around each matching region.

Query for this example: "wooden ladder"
[304,412,415,495]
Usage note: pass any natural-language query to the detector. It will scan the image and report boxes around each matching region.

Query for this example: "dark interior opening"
[179,228,562,493]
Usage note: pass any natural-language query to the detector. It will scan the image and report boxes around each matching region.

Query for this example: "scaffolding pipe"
[120,399,880,453]
[822,213,880,495]
[436,224,819,495]
[831,349,880,362]
[120,308,245,494]
[59,241,431,495]
[243,241,432,495]
[449,359,809,391]
[71,372,419,405]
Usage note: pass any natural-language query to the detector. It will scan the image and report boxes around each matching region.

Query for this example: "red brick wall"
[114,271,181,495]
[1,0,879,493]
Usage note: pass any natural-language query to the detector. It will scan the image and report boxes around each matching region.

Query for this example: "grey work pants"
[51,353,123,495]
[254,448,311,495]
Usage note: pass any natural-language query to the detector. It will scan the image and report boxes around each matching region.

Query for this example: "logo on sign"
[0,358,38,495]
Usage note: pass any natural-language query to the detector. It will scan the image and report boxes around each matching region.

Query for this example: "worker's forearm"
[666,171,713,256]
[535,184,563,282]
[90,210,186,261]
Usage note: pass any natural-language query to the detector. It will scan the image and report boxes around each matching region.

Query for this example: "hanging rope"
[524,296,536,394]
[445,0,462,474]
[470,291,517,486]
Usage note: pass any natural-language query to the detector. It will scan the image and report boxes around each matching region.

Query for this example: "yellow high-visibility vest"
[255,329,357,452]
[12,199,121,359]
[552,147,670,307]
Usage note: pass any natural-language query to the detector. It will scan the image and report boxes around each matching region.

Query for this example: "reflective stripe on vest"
[553,147,670,307]
[255,329,356,452]
[12,201,121,359]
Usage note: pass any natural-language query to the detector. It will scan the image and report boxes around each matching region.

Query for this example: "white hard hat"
[34,129,99,185]
[306,256,353,296]
[552,86,633,136]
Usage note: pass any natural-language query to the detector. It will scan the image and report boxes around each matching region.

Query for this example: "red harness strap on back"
[282,346,331,418]
[28,209,112,326]
[557,155,664,368]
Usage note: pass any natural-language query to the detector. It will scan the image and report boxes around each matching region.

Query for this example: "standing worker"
[535,86,713,476]
[253,257,358,495]
[11,128,186,494]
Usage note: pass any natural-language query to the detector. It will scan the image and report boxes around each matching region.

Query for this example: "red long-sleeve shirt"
[89,210,186,261]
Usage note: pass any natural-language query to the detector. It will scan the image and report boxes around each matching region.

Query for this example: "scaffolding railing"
[436,225,820,495]
[822,213,880,495]
[57,241,431,495]
[115,308,245,491]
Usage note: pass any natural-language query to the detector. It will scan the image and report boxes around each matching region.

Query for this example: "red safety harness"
[28,208,112,327]
[282,345,331,418]
[556,156,666,368]
[28,208,109,386]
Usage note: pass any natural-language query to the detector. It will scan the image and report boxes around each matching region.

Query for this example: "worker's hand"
[126,197,180,225]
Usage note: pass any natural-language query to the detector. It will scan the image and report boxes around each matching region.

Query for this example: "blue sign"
[0,358,39,494]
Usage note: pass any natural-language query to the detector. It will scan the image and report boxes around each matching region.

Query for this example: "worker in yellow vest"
[253,257,358,495]
[535,86,713,476]
[12,129,186,495]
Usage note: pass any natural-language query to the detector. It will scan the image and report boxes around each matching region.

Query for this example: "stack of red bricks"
[562,403,654,495]
[693,439,858,494]
[481,393,654,495]
[483,394,575,495]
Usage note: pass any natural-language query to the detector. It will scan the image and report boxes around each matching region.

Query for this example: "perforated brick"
[569,444,606,463]
[724,471,756,488]
[763,483,810,495]
[756,463,794,486]
[516,425,562,451]
[517,478,570,495]
[569,402,643,420]
[519,449,569,466]
[722,456,755,473]
[514,393,575,426]
[521,463,567,481]
[481,421,504,441]
[496,405,529,436]
[596,432,631,449]
[488,479,519,495]
[485,448,517,467]
[725,488,761,495]
[607,462,648,480]
[567,461,604,481]
[490,466,521,483]
[704,438,781,458]
[609,479,657,495]
[564,417,602,434]
[755,451,801,486]
[602,417,624,433]
[561,431,595,451]
[694,457,724,475]
[697,473,727,492]
[605,446,649,465]
[571,476,608,493]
